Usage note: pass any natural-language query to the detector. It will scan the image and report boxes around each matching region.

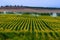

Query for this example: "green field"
[0,14,60,40]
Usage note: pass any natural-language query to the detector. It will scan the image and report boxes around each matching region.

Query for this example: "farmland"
[0,14,60,40]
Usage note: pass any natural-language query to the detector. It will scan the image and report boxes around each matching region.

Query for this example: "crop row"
[0,18,59,32]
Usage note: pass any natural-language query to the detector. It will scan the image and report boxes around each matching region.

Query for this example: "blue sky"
[0,0,60,7]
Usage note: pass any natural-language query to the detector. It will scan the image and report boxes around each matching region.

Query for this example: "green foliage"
[0,14,60,40]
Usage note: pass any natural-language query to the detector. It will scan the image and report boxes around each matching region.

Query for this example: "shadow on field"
[0,32,60,40]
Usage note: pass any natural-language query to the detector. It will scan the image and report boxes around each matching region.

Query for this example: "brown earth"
[0,7,60,13]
